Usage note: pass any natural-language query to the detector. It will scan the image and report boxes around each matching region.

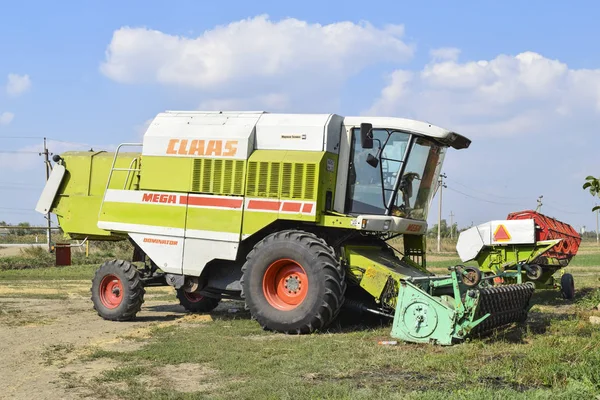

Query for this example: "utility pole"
[536,195,543,212]
[437,173,447,252]
[449,211,455,240]
[39,138,52,252]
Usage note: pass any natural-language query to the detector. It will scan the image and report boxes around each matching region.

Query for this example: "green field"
[1,242,599,399]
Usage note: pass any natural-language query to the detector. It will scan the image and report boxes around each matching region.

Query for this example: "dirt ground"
[0,284,199,400]
[0,246,27,257]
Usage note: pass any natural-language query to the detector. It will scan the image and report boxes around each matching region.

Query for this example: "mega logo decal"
[406,224,422,233]
[142,193,178,204]
[166,139,238,157]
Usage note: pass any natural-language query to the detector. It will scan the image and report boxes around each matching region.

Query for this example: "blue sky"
[1,0,599,232]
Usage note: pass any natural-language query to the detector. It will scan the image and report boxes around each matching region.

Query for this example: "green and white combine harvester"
[36,111,536,345]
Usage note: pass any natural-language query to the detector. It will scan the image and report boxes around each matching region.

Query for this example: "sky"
[0,0,599,232]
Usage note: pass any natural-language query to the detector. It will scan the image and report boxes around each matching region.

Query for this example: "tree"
[8,222,33,236]
[427,219,458,238]
[583,176,600,211]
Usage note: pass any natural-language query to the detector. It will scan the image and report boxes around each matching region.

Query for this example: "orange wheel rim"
[262,259,308,310]
[99,274,123,309]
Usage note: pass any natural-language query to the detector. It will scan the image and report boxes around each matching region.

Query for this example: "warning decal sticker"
[493,224,512,242]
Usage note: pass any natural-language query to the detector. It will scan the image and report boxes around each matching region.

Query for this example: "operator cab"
[339,117,470,233]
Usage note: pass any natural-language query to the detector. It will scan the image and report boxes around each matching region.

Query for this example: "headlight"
[383,220,391,231]
[361,219,368,229]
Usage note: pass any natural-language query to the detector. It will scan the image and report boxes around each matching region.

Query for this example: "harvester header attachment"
[391,267,534,345]
[457,210,581,298]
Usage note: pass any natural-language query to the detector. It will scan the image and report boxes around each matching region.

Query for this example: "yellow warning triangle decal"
[494,224,511,241]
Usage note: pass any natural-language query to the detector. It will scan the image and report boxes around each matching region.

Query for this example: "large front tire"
[91,260,145,321]
[241,230,346,334]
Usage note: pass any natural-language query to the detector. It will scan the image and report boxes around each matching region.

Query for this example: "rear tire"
[241,230,346,334]
[560,273,575,300]
[176,289,220,313]
[91,260,145,321]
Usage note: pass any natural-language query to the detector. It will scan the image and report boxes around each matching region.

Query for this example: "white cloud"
[6,74,32,96]
[0,112,14,125]
[368,51,600,138]
[101,15,413,97]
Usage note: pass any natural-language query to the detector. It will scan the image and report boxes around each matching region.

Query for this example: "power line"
[446,186,526,206]
[0,136,44,140]
[542,202,589,215]
[0,150,40,154]
[445,177,530,200]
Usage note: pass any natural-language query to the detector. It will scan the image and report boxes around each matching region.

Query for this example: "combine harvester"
[36,111,534,345]
[457,211,581,299]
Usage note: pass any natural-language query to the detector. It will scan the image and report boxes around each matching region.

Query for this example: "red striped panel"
[302,203,314,214]
[247,199,280,211]
[281,202,302,212]
[186,196,243,209]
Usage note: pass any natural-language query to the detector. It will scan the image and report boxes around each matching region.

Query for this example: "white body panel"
[343,116,458,141]
[140,111,463,161]
[35,164,65,214]
[456,219,536,262]
[142,112,263,159]
[254,113,343,152]
[182,238,238,276]
[128,232,184,274]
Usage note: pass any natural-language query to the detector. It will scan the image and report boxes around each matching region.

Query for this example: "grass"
[0,264,97,281]
[81,290,600,399]
[1,241,599,399]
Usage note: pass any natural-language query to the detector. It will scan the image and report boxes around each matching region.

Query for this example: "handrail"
[123,157,140,190]
[98,143,143,222]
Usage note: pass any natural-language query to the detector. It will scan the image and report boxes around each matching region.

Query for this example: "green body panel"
[474,240,560,273]
[53,151,140,239]
[472,239,564,289]
[241,150,336,237]
[140,156,193,193]
[186,207,242,235]
[100,203,187,230]
[318,215,356,229]
[141,156,247,195]
[344,245,429,310]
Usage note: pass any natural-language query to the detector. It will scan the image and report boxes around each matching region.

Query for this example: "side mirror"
[366,153,379,168]
[360,123,373,149]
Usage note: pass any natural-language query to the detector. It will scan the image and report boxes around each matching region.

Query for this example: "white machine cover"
[456,219,536,262]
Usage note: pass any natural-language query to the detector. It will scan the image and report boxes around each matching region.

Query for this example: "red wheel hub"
[262,259,308,310]
[99,274,124,309]
[184,291,204,303]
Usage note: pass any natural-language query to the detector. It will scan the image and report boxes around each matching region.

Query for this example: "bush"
[0,240,134,271]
